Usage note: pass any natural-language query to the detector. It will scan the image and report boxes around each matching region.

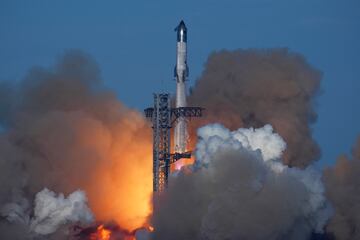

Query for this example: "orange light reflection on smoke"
[148,225,154,232]
[78,110,153,232]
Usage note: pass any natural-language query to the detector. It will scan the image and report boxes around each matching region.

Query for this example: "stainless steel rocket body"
[174,21,188,153]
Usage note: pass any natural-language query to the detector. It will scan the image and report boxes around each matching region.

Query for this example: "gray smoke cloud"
[188,48,321,168]
[151,124,331,240]
[0,50,152,239]
[323,137,360,240]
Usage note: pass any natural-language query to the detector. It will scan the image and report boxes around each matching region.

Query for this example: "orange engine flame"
[90,225,111,240]
[173,155,195,170]
[173,148,195,170]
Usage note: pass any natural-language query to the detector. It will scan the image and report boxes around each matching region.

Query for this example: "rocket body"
[174,20,188,153]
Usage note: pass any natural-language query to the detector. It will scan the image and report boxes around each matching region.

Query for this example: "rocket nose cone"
[175,20,187,32]
[179,20,186,29]
[175,20,187,42]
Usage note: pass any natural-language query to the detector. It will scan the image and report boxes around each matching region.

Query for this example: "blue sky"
[0,0,359,167]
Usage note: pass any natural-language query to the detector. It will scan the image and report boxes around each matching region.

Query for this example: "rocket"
[174,20,188,153]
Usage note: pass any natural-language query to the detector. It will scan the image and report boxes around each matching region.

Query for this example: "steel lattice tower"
[145,94,203,192]
[151,93,171,192]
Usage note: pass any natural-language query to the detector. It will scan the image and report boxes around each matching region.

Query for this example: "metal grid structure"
[145,94,203,192]
[151,93,171,192]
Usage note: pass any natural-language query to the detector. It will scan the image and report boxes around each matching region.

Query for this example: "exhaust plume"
[323,137,360,240]
[0,50,153,238]
[188,48,321,167]
[151,124,331,240]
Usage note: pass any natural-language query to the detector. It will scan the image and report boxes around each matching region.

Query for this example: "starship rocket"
[174,20,188,153]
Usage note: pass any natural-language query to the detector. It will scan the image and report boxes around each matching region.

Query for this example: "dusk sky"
[0,0,359,167]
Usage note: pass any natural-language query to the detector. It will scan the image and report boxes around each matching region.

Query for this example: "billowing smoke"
[0,45,353,240]
[323,137,360,240]
[1,188,93,237]
[0,50,153,239]
[188,48,321,168]
[30,189,93,235]
[151,124,331,240]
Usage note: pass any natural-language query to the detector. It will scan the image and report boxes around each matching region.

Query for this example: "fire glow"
[71,109,154,233]
[90,225,111,240]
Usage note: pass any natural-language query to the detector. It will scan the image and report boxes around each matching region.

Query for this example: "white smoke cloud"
[195,124,286,167]
[1,188,94,237]
[152,124,332,240]
[30,188,94,235]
